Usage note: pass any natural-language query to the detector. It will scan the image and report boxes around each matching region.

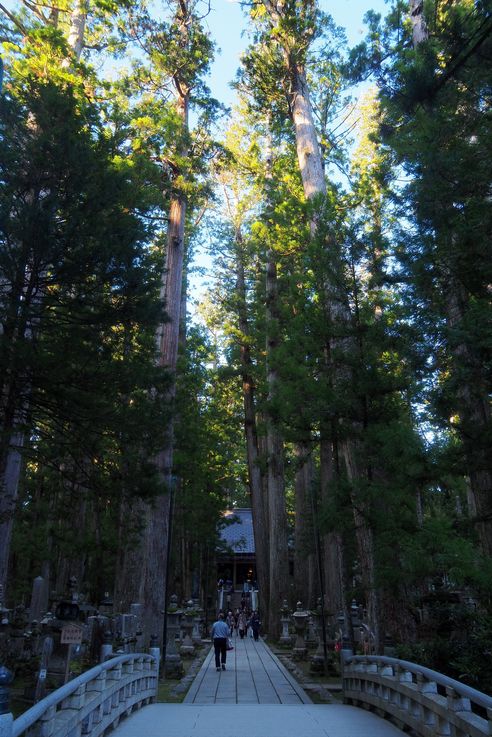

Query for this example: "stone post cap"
[0,665,14,715]
[0,666,13,686]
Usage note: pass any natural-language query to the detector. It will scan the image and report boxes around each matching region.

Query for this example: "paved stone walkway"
[184,633,310,704]
[112,636,405,737]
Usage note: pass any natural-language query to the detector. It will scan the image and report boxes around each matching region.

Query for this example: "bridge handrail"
[11,652,158,737]
[343,654,492,737]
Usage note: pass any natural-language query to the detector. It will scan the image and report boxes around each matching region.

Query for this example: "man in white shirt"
[211,613,230,671]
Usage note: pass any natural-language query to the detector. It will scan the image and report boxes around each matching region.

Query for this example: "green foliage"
[0,68,168,602]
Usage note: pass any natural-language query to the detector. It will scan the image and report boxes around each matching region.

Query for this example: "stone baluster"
[446,686,471,714]
[396,666,413,714]
[416,673,438,728]
[379,664,394,703]
[62,682,86,710]
[86,669,106,729]
[292,602,309,660]
[148,634,160,679]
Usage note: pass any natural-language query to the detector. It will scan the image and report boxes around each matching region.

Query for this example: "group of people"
[226,607,261,640]
[211,608,261,672]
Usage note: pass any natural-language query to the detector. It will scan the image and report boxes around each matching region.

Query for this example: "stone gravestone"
[87,616,109,663]
[29,576,49,625]
[34,636,53,702]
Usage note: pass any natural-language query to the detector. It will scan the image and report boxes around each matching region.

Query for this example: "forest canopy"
[1,0,491,691]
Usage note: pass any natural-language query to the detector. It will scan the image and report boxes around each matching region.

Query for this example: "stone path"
[112,635,405,737]
[184,633,310,704]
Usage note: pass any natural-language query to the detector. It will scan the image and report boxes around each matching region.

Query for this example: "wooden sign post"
[61,625,83,684]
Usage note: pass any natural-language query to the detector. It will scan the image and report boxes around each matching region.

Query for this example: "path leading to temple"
[112,636,404,736]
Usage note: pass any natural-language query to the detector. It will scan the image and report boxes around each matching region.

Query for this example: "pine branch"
[0,3,27,34]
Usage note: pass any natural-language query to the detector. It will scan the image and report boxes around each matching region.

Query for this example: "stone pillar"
[148,634,160,677]
[292,602,308,660]
[279,600,291,646]
[100,630,113,662]
[164,595,183,679]
[29,576,49,625]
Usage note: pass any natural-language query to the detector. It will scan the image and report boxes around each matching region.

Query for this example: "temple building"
[217,508,256,591]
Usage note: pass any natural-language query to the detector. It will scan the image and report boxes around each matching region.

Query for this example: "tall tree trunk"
[0,252,42,598]
[276,23,379,640]
[408,1,492,557]
[409,0,428,46]
[64,0,88,63]
[319,429,344,623]
[232,226,270,613]
[262,133,289,634]
[265,232,289,637]
[445,275,492,555]
[143,141,188,637]
[114,33,190,640]
[294,442,316,607]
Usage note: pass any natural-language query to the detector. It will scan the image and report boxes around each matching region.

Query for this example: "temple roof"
[219,508,255,554]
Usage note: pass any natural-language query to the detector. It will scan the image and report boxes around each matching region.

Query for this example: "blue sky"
[205,0,389,107]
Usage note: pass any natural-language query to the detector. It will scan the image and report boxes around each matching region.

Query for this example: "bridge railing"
[343,654,492,737]
[5,653,158,737]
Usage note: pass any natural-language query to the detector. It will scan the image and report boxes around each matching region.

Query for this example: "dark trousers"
[214,637,227,667]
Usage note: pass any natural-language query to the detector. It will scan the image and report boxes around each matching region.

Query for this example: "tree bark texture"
[270,12,381,648]
[294,442,317,607]
[233,228,271,613]
[265,245,289,637]
[445,276,492,556]
[319,432,344,622]
[408,1,492,557]
[123,77,188,643]
[65,0,88,63]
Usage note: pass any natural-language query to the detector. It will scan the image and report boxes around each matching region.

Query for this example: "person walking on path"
[226,609,234,636]
[211,612,229,671]
[249,610,261,641]
[237,610,247,639]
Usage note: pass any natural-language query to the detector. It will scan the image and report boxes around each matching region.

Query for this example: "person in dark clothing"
[249,611,261,641]
[211,612,229,671]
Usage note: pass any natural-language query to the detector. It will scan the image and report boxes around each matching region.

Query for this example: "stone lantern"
[180,600,195,657]
[292,601,309,660]
[165,595,183,678]
[279,600,291,646]
[310,599,325,674]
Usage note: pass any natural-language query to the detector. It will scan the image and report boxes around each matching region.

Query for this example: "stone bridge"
[3,636,492,737]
